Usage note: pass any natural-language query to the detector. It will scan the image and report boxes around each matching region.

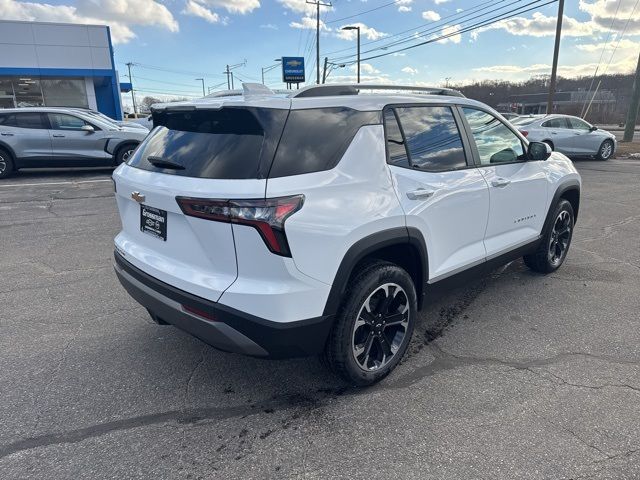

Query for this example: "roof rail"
[290,83,465,98]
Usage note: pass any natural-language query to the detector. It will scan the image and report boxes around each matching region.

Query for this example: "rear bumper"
[113,251,334,358]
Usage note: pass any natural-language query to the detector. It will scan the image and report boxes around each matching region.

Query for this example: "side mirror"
[528,141,552,161]
[589,125,598,132]
[81,124,95,133]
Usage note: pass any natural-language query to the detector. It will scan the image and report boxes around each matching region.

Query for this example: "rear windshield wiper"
[147,156,185,170]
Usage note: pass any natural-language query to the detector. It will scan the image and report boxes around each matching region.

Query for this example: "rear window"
[268,107,381,178]
[128,108,287,179]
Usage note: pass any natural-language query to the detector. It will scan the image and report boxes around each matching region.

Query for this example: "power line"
[326,0,405,24]
[331,0,544,63]
[580,0,623,116]
[601,0,640,76]
[323,0,497,57]
[335,0,558,64]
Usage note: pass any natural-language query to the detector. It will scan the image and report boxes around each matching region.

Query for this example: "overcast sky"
[2,0,639,101]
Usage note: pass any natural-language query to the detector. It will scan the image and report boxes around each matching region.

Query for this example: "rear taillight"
[520,130,529,137]
[176,195,304,257]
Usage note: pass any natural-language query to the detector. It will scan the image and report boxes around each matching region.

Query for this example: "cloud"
[402,66,419,75]
[397,0,412,12]
[260,23,279,30]
[576,38,640,52]
[476,12,600,38]
[437,24,461,44]
[422,10,441,21]
[193,0,260,15]
[336,23,388,40]
[290,16,330,31]
[0,0,179,43]
[580,0,640,35]
[434,0,450,4]
[353,63,380,74]
[278,0,330,15]
[473,55,638,77]
[183,0,220,23]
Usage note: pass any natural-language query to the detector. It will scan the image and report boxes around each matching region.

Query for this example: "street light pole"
[126,62,137,116]
[547,0,565,115]
[195,78,205,96]
[341,26,361,83]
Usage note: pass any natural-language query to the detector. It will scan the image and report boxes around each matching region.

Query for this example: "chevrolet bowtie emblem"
[131,191,146,203]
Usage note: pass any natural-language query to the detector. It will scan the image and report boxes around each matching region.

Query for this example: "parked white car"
[112,83,581,385]
[511,114,616,160]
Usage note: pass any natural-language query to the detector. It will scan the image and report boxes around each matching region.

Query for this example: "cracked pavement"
[0,161,639,479]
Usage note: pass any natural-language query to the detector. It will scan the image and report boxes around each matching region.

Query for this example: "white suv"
[113,84,581,386]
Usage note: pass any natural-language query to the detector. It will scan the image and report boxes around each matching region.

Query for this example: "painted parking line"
[0,179,112,188]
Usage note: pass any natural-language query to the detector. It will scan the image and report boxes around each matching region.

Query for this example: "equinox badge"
[131,191,146,203]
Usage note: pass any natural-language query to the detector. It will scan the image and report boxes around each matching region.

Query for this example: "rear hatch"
[112,98,290,302]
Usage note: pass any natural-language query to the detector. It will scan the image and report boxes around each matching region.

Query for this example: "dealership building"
[0,20,126,120]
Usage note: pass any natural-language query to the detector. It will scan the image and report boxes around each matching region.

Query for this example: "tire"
[115,143,138,165]
[543,140,554,151]
[596,139,614,161]
[0,147,14,179]
[323,260,417,386]
[523,199,574,274]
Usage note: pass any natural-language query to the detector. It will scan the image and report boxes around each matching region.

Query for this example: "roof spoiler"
[290,83,465,98]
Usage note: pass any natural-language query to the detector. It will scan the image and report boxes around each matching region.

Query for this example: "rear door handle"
[52,134,65,138]
[0,132,13,136]
[491,178,511,188]
[406,188,435,200]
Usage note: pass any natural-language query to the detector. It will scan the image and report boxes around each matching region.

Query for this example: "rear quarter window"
[268,107,381,178]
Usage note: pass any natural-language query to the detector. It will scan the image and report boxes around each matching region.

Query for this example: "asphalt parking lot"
[1,159,639,479]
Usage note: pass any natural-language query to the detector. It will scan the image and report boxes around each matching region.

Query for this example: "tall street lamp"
[195,78,205,96]
[261,59,282,85]
[341,26,361,83]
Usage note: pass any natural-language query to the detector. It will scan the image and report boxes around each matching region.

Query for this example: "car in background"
[72,108,150,131]
[512,114,616,160]
[0,107,148,179]
[498,112,520,120]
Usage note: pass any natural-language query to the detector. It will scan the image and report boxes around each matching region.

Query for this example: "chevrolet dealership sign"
[282,57,305,83]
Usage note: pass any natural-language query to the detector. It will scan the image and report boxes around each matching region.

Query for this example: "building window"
[0,76,88,109]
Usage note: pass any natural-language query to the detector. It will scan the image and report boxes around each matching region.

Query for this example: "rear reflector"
[176,195,304,257]
[182,304,217,322]
[520,130,529,137]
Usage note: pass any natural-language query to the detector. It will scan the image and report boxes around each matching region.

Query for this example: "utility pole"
[546,0,564,115]
[223,61,246,90]
[322,57,328,84]
[306,0,332,84]
[225,65,231,90]
[623,52,640,142]
[195,78,205,96]
[126,62,137,115]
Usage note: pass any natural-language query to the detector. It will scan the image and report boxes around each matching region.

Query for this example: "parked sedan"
[71,108,150,131]
[0,107,149,179]
[511,114,616,160]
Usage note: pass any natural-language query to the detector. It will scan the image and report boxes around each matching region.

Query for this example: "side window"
[0,114,13,126]
[462,107,526,165]
[48,113,88,130]
[383,109,409,168]
[393,106,467,172]
[14,113,47,129]
[542,118,569,129]
[568,118,590,130]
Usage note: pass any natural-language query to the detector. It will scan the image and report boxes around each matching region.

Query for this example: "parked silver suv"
[0,107,149,178]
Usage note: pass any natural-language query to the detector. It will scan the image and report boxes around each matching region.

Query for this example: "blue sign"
[282,57,305,83]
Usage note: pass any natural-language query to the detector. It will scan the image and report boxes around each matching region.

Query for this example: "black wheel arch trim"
[542,180,580,235]
[322,226,429,317]
[0,141,17,165]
